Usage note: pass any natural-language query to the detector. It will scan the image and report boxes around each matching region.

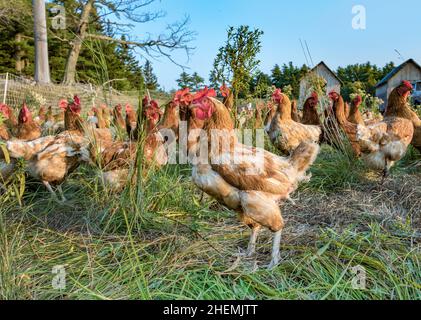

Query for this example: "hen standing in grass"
[5,96,90,201]
[16,102,42,140]
[125,103,137,139]
[0,104,14,188]
[187,88,320,269]
[91,99,167,191]
[328,90,414,177]
[1,103,42,189]
[268,88,322,155]
[301,92,321,126]
[384,81,421,152]
[220,84,234,111]
[0,104,12,140]
[113,104,126,131]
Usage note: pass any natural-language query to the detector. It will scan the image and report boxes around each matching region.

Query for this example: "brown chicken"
[158,100,180,143]
[16,102,42,140]
[100,105,111,128]
[347,95,365,126]
[268,89,322,154]
[93,100,167,190]
[0,105,14,189]
[113,104,126,131]
[125,104,138,139]
[42,101,67,135]
[220,84,234,110]
[254,102,264,129]
[34,106,47,126]
[186,88,320,269]
[301,92,321,126]
[264,101,276,135]
[328,91,413,176]
[291,100,301,122]
[2,104,18,133]
[6,96,90,201]
[384,81,421,152]
[0,104,12,140]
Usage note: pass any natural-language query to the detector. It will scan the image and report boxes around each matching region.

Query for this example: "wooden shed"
[375,59,421,111]
[299,61,342,107]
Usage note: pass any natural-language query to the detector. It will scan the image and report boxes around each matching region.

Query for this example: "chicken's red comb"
[69,96,82,114]
[353,95,363,105]
[174,88,193,106]
[125,104,133,113]
[193,87,217,103]
[58,99,68,110]
[73,95,81,107]
[402,80,413,90]
[272,88,283,103]
[21,102,30,113]
[311,92,318,100]
[220,84,230,97]
[150,100,159,109]
[0,103,10,118]
[18,102,32,123]
[142,95,150,107]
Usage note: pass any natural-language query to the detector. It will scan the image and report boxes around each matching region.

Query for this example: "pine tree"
[143,60,159,90]
[176,72,192,89]
[271,64,282,89]
[190,72,204,90]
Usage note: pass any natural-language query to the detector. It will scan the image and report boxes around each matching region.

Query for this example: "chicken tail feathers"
[289,141,320,175]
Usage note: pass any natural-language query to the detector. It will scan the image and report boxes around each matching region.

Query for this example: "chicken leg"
[43,181,66,203]
[246,226,261,257]
[268,230,282,270]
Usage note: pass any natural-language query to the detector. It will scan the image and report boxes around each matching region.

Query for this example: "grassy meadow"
[1,135,420,300]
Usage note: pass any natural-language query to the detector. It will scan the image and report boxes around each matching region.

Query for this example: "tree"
[0,0,151,89]
[190,72,204,90]
[270,64,282,88]
[176,71,192,89]
[271,62,309,98]
[113,35,145,90]
[250,71,271,98]
[61,0,195,84]
[33,0,51,83]
[0,0,34,76]
[210,25,263,102]
[143,60,158,90]
[337,62,395,100]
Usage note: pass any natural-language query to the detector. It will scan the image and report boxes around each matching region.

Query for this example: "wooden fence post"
[3,72,9,104]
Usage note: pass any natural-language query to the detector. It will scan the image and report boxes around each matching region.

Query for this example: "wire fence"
[0,73,166,113]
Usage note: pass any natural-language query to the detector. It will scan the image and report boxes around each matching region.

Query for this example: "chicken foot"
[43,181,67,203]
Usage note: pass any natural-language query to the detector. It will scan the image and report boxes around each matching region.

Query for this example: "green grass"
[0,143,420,300]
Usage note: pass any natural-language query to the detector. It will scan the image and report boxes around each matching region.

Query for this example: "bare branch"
[86,15,196,67]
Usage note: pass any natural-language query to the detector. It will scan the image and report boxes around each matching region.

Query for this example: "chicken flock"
[0,80,419,269]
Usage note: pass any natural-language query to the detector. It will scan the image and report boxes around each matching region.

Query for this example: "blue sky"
[132,0,421,90]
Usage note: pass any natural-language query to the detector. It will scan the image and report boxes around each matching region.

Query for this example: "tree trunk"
[33,0,51,84]
[15,33,25,73]
[62,0,94,84]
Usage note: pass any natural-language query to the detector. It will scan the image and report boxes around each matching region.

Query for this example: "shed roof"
[375,59,421,87]
[304,61,343,85]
